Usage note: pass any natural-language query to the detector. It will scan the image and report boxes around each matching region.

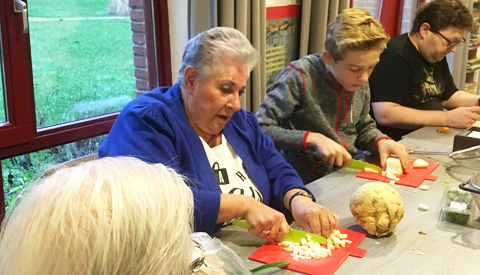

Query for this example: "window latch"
[13,0,29,34]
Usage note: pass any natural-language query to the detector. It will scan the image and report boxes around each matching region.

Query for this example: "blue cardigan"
[98,84,310,234]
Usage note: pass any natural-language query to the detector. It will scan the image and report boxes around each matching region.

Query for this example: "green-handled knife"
[347,159,382,172]
[233,220,327,244]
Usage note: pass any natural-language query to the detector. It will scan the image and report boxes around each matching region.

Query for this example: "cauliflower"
[350,181,404,237]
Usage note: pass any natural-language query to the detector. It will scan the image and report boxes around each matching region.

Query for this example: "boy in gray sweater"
[256,8,410,183]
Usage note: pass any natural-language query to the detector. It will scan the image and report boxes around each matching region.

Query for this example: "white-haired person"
[0,157,194,275]
[99,26,340,239]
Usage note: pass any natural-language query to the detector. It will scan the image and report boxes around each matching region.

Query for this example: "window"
[1,0,172,219]
[2,135,105,211]
[28,0,136,128]
[0,30,5,124]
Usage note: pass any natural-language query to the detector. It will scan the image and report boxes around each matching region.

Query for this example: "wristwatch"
[288,190,313,211]
[477,97,480,106]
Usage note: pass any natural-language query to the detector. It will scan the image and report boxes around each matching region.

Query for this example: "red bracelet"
[375,136,394,148]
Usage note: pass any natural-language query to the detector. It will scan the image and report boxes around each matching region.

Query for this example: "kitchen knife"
[347,159,382,172]
[233,220,328,244]
[408,150,450,155]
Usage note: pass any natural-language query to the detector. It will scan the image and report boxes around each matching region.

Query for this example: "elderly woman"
[99,27,339,239]
[0,157,194,275]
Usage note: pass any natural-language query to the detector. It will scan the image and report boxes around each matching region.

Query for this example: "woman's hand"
[244,199,290,241]
[377,139,410,173]
[290,195,339,238]
[218,194,289,241]
[306,132,352,167]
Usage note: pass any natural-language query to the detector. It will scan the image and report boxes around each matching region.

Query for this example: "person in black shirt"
[369,0,480,140]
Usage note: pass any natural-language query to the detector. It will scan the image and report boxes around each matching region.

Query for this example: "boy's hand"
[306,132,352,167]
[377,139,410,172]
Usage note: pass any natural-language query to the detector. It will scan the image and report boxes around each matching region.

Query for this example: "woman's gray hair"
[0,156,194,275]
[178,27,258,87]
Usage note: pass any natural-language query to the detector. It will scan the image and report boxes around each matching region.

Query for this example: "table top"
[215,126,480,275]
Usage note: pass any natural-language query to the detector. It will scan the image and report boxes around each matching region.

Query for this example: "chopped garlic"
[386,157,403,179]
[418,203,429,211]
[278,229,351,261]
[419,185,429,191]
[413,159,429,168]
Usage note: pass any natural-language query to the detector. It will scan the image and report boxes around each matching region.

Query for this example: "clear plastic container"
[459,173,480,212]
[441,187,474,226]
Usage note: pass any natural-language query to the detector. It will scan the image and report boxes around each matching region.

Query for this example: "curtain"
[376,0,405,38]
[170,0,349,112]
[217,0,266,112]
[300,0,350,57]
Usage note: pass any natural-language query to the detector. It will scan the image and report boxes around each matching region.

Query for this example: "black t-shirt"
[369,33,457,140]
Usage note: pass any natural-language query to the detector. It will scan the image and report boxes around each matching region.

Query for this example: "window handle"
[13,0,29,33]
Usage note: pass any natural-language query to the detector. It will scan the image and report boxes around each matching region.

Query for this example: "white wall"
[353,0,415,34]
[352,0,379,17]
[167,0,189,85]
[266,0,300,7]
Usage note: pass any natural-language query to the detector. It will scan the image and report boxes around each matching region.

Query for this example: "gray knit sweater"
[256,54,386,183]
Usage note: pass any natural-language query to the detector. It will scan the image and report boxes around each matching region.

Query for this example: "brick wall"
[352,0,379,18]
[129,0,150,96]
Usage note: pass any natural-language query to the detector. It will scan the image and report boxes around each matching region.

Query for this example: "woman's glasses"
[434,31,466,49]
[190,239,206,272]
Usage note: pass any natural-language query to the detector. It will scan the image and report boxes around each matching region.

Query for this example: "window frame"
[0,0,35,148]
[0,0,172,218]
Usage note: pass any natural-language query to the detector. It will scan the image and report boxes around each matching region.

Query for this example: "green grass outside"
[31,18,135,127]
[3,0,135,209]
[29,0,135,128]
[29,0,112,18]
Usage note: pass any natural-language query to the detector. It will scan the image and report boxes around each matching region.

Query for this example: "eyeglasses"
[189,239,205,272]
[434,31,466,48]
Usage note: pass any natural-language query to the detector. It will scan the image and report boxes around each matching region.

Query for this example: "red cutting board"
[249,227,366,275]
[356,159,439,187]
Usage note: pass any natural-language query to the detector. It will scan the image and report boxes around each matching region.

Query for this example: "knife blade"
[347,159,382,172]
[408,150,451,155]
[232,220,328,244]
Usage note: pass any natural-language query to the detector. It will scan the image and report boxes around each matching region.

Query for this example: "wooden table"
[215,126,480,274]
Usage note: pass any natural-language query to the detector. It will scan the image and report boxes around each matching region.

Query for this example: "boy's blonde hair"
[325,8,389,61]
[0,157,194,275]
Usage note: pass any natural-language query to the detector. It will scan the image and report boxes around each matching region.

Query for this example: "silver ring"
[262,230,270,234]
